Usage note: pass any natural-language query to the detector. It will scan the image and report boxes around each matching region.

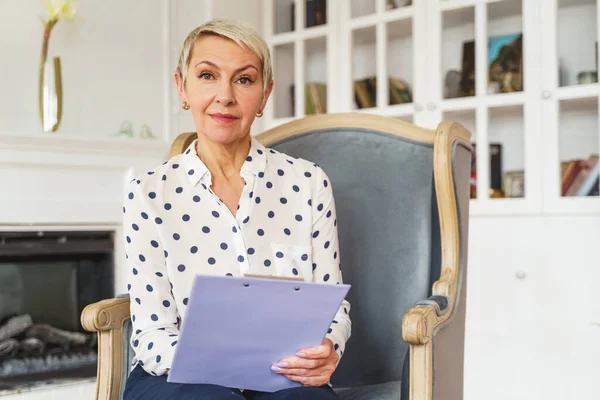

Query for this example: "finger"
[273,364,332,376]
[273,358,322,370]
[295,344,330,359]
[285,374,328,386]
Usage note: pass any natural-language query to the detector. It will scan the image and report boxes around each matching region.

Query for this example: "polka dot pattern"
[121,135,350,376]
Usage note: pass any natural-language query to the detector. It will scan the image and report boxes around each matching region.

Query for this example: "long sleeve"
[122,179,180,376]
[311,167,352,363]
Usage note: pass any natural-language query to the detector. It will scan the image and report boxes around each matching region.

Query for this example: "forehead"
[190,35,261,68]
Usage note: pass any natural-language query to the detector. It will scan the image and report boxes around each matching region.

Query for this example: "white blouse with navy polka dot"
[122,135,351,377]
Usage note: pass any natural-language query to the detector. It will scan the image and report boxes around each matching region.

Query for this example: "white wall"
[0,0,167,140]
[0,0,265,143]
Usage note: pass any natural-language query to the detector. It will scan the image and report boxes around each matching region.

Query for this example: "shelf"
[0,131,169,157]
[556,84,600,101]
[440,92,526,111]
[385,5,415,21]
[370,103,415,117]
[269,25,330,45]
[559,95,599,111]
[349,6,413,31]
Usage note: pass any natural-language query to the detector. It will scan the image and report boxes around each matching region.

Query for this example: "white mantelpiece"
[0,131,170,226]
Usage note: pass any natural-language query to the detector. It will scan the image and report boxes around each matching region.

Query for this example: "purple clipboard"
[167,274,350,392]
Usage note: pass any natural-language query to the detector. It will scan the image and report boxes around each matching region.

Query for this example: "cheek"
[188,91,213,111]
[236,88,263,115]
[185,81,213,106]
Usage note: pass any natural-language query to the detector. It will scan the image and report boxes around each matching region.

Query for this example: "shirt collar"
[181,135,267,187]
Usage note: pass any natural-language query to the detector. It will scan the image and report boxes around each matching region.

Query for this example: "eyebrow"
[194,61,258,74]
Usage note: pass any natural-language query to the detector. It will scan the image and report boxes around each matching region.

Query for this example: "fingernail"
[271,365,281,373]
[295,352,306,358]
[277,362,288,368]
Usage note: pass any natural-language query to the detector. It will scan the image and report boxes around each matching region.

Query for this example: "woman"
[122,18,351,400]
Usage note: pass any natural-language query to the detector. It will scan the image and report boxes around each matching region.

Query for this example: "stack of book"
[560,154,600,196]
[353,76,412,108]
[289,82,327,115]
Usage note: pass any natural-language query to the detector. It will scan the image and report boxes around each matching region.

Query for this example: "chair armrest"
[81,297,131,333]
[415,295,449,316]
[402,304,439,345]
[80,297,131,400]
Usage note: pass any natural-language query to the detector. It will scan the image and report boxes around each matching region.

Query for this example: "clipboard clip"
[242,273,304,291]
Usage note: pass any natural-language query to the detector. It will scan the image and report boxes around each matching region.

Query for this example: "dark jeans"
[123,365,339,400]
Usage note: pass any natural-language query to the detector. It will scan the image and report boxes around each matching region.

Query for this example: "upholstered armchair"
[81,113,472,400]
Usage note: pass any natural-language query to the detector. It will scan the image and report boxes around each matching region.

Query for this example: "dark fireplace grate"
[1,349,97,377]
[0,230,114,393]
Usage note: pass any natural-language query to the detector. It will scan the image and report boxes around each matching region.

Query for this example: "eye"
[237,76,253,85]
[198,72,214,80]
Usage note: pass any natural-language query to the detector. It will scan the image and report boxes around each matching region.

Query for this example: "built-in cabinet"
[262,1,600,399]
[263,0,600,217]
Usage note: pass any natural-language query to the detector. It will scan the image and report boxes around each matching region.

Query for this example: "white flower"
[41,0,78,24]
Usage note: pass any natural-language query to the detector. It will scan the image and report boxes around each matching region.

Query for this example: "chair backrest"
[257,113,469,388]
[125,114,472,394]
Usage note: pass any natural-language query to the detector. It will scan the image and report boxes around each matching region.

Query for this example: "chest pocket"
[270,243,313,282]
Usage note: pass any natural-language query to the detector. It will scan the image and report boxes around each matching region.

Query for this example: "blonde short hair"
[176,18,273,93]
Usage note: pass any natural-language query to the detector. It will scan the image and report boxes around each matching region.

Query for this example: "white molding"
[0,131,169,159]
[0,131,169,226]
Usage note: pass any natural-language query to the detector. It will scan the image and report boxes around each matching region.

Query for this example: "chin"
[203,126,247,145]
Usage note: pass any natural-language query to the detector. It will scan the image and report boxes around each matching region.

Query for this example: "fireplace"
[0,230,114,393]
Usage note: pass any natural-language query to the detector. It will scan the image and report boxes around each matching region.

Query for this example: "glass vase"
[38,56,63,133]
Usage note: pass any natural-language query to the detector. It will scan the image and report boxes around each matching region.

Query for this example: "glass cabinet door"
[341,0,423,124]
[429,0,536,214]
[541,0,600,214]
[265,0,333,129]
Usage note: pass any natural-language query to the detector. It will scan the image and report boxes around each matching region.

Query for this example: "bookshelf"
[263,0,600,216]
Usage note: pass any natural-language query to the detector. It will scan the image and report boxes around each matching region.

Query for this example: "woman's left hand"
[271,338,339,387]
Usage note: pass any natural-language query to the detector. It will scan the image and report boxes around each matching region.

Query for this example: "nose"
[215,81,235,106]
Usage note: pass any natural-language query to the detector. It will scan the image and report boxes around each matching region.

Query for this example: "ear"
[174,71,187,103]
[260,80,274,112]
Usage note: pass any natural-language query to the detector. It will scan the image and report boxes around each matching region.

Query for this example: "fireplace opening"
[0,230,114,392]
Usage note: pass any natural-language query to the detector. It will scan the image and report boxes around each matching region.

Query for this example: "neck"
[195,134,251,180]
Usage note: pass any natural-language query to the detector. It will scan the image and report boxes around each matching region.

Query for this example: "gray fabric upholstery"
[271,129,437,390]
[116,293,133,400]
[121,318,133,400]
[334,381,401,400]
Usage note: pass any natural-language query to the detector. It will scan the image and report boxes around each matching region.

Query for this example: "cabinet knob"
[427,102,437,111]
[542,90,551,99]
[515,270,526,279]
[414,103,423,112]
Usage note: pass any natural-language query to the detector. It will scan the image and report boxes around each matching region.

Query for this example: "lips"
[209,113,239,124]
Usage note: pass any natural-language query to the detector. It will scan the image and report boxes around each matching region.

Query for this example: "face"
[175,36,273,145]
